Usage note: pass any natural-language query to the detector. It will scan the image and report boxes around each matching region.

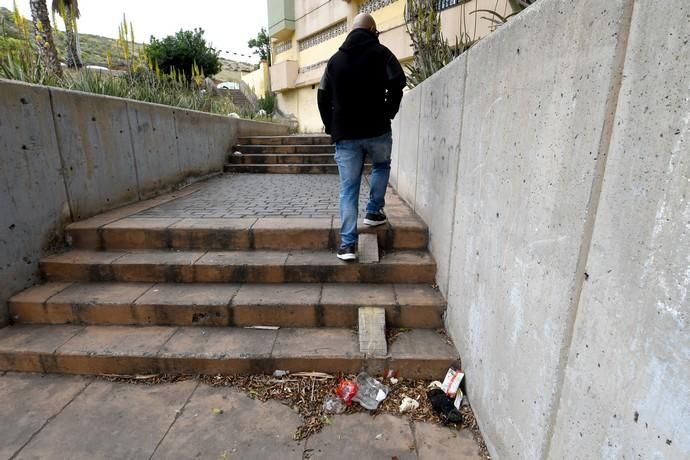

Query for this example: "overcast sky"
[2,0,268,63]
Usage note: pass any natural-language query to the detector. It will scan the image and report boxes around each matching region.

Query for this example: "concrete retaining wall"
[0,79,289,325]
[390,0,689,458]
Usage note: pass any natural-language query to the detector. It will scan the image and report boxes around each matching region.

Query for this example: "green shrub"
[147,29,221,80]
[0,35,23,54]
[257,93,275,114]
[62,68,239,114]
[0,7,274,120]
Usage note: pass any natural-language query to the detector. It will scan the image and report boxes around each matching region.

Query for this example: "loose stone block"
[357,233,380,264]
[358,307,387,357]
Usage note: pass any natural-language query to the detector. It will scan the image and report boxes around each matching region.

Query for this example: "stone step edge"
[223,165,340,174]
[223,164,372,174]
[228,153,336,158]
[0,326,458,379]
[40,250,437,284]
[9,282,445,328]
[224,164,340,168]
[232,145,335,150]
[227,155,338,164]
[66,216,427,251]
[237,136,332,146]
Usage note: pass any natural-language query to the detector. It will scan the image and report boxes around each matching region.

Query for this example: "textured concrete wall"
[51,88,140,220]
[128,102,183,199]
[0,79,288,325]
[390,110,401,189]
[0,83,70,327]
[415,54,466,295]
[389,0,689,458]
[237,118,290,137]
[447,1,632,457]
[175,108,220,179]
[548,1,690,458]
[395,85,422,205]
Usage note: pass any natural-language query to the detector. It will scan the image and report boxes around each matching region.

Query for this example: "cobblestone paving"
[136,174,370,218]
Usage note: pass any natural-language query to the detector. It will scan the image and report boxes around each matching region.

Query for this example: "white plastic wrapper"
[399,396,420,413]
[453,389,464,410]
[441,367,464,398]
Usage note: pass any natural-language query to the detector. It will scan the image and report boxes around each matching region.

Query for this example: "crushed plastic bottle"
[352,372,389,410]
[323,395,346,414]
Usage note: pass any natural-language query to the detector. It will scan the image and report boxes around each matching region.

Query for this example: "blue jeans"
[334,131,392,248]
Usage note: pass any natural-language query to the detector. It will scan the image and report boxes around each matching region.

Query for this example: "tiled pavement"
[136,174,370,219]
[0,372,483,460]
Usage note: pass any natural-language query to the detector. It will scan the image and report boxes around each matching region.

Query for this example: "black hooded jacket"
[317,28,406,142]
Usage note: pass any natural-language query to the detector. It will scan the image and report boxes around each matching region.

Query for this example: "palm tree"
[29,0,63,76]
[52,0,82,68]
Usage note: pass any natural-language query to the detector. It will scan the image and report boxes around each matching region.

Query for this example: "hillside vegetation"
[0,6,251,79]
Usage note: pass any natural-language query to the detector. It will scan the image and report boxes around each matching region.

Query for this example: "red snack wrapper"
[335,378,358,405]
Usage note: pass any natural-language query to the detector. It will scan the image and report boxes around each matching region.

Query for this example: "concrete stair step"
[237,135,332,146]
[66,217,428,251]
[9,282,444,328]
[227,90,253,108]
[224,164,374,174]
[224,164,342,174]
[40,250,436,284]
[232,145,335,154]
[228,153,336,165]
[0,325,458,379]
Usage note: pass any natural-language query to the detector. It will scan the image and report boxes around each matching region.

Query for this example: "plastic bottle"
[323,395,346,414]
[352,372,389,410]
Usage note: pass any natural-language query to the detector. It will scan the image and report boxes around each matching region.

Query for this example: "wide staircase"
[0,135,457,379]
[226,135,372,174]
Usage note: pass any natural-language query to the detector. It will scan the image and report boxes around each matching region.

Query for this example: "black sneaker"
[337,245,357,261]
[363,209,387,226]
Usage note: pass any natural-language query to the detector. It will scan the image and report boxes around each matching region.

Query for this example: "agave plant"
[405,0,468,88]
[470,0,539,27]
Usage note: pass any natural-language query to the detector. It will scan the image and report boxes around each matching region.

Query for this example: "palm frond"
[51,0,79,19]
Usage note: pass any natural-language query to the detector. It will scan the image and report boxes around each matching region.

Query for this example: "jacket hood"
[339,28,379,53]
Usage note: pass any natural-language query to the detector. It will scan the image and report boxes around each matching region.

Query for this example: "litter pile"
[98,368,489,459]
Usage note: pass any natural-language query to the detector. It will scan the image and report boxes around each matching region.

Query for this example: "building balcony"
[268,0,296,40]
[270,60,299,92]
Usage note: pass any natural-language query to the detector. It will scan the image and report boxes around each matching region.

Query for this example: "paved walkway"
[0,372,483,460]
[136,174,370,219]
[1,173,485,458]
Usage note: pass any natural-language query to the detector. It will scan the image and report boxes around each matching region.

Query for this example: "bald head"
[352,13,377,33]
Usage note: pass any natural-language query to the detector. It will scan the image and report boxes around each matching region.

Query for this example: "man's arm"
[384,52,406,120]
[317,68,333,134]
